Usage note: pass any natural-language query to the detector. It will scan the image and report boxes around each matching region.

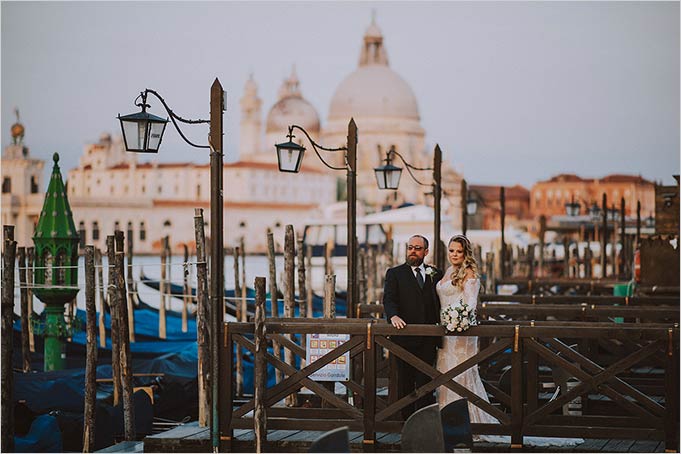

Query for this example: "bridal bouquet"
[441,298,477,333]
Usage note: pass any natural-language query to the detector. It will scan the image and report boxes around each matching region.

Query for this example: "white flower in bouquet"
[441,297,477,334]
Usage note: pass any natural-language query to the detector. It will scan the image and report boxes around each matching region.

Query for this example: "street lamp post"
[374,144,444,270]
[466,186,506,279]
[275,119,358,316]
[500,186,506,279]
[117,79,225,450]
[461,179,468,236]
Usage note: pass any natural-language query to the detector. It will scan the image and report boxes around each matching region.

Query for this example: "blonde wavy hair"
[448,235,479,289]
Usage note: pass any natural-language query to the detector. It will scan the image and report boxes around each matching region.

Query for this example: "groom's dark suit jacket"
[383,263,443,348]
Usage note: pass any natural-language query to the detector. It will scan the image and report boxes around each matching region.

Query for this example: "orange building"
[467,185,531,230]
[530,174,655,219]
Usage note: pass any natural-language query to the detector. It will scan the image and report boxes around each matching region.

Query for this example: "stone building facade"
[530,173,656,219]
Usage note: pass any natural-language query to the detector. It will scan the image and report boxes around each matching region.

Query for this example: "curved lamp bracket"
[288,125,348,171]
[385,147,433,188]
[140,89,211,150]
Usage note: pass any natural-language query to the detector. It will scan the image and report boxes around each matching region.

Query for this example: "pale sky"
[2,1,679,188]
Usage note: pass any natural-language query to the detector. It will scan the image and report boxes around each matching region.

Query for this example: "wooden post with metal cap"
[433,144,443,270]
[347,118,358,316]
[209,78,227,453]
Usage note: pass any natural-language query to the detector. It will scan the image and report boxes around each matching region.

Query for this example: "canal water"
[13,254,349,317]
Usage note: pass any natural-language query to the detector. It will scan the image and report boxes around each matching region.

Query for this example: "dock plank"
[267,429,302,442]
[575,439,610,452]
[602,439,637,452]
[96,440,144,452]
[146,421,203,439]
[628,440,663,452]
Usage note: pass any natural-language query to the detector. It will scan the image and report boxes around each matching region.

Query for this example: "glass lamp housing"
[374,163,402,190]
[118,110,168,153]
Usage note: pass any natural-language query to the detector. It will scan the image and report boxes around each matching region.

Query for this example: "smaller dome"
[266,97,320,134]
[266,67,320,134]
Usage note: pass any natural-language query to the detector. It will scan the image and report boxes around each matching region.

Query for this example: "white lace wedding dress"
[436,269,582,447]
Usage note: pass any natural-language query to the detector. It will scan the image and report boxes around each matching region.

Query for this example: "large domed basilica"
[240,16,463,219]
[3,16,463,253]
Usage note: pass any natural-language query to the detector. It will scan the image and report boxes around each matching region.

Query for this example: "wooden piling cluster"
[83,246,97,452]
[2,226,17,453]
[194,209,210,427]
[18,247,31,372]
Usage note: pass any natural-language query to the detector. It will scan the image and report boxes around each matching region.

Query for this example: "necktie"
[415,267,424,289]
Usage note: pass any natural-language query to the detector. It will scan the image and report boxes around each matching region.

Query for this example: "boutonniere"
[425,267,437,278]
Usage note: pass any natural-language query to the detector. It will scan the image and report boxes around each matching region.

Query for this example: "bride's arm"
[462,270,480,310]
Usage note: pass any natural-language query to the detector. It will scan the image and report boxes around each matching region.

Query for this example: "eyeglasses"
[407,245,424,251]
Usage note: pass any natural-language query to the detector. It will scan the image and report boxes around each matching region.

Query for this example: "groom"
[383,234,443,419]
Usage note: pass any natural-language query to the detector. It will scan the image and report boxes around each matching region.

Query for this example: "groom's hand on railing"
[390,315,406,329]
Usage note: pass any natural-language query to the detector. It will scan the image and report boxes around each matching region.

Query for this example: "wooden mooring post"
[296,236,307,319]
[321,274,337,405]
[27,247,35,352]
[194,209,210,427]
[18,247,30,372]
[126,225,135,343]
[96,248,107,348]
[267,230,282,383]
[253,276,267,453]
[284,225,297,407]
[305,244,313,318]
[2,226,16,453]
[83,246,97,453]
[485,252,495,294]
[182,244,190,334]
[296,236,308,370]
[107,236,122,406]
[234,244,243,396]
[240,236,247,322]
[159,236,168,340]
[115,231,135,441]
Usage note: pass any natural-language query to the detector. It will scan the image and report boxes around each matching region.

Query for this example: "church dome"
[328,66,419,120]
[327,16,419,121]
[265,68,320,134]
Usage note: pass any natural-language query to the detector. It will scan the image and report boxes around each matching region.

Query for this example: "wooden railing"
[219,319,679,452]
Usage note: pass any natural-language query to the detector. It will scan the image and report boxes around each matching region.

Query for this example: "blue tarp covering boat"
[139,270,348,316]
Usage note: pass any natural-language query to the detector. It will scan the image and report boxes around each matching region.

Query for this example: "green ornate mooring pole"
[33,153,80,371]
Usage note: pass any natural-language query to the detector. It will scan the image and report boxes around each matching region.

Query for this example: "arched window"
[30,176,38,194]
[163,220,172,227]
[78,221,86,248]
[114,220,120,232]
[2,177,11,194]
[92,221,100,241]
[139,222,146,241]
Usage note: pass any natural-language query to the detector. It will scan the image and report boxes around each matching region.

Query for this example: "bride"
[436,234,582,446]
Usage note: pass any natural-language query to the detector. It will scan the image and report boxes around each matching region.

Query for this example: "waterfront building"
[0,113,45,247]
[66,133,334,253]
[530,173,656,219]
[467,185,532,231]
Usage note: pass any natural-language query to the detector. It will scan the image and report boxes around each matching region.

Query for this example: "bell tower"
[1,109,45,245]
[239,73,262,157]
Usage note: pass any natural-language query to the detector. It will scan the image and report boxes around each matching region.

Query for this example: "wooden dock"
[97,421,668,453]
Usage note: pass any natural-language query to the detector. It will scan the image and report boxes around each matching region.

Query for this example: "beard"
[406,255,424,267]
